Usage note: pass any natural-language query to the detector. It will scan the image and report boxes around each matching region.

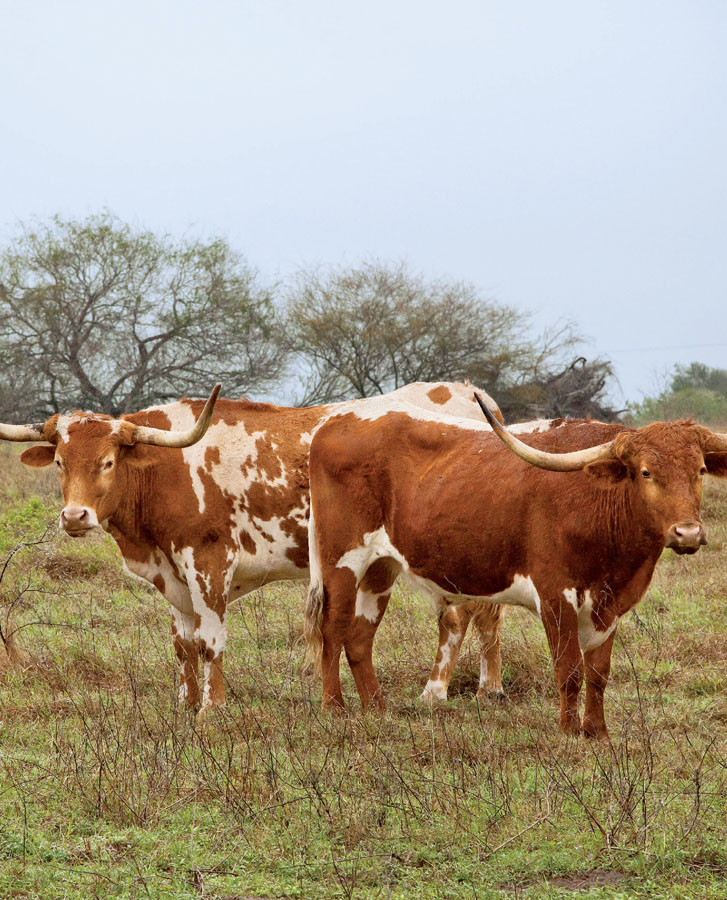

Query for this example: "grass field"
[1,446,727,899]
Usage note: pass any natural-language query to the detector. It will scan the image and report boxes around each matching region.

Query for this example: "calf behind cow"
[305,399,727,738]
[1,382,503,713]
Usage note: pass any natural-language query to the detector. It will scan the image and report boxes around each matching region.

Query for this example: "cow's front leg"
[180,553,231,717]
[541,598,583,735]
[195,607,227,715]
[420,601,475,702]
[472,602,504,699]
[583,629,617,741]
[171,608,200,708]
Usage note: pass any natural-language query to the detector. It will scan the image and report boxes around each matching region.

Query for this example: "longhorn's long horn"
[0,423,46,442]
[133,384,221,448]
[473,392,615,471]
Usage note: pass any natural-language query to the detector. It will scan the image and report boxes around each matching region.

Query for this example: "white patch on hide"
[563,588,619,652]
[355,589,382,624]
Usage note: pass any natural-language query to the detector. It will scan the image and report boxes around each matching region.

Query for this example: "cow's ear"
[584,459,627,483]
[20,445,56,468]
[705,452,727,478]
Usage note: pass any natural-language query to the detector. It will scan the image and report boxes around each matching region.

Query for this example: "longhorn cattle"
[305,398,727,738]
[6,381,503,714]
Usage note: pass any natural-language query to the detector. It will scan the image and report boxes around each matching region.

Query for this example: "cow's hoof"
[583,726,610,743]
[178,683,201,709]
[559,722,583,737]
[419,685,447,704]
[476,688,506,702]
[419,680,448,703]
[196,699,224,721]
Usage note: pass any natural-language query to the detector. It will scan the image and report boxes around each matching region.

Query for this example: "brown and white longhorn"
[6,382,506,714]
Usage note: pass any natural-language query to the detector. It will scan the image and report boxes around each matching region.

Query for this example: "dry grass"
[0,458,726,898]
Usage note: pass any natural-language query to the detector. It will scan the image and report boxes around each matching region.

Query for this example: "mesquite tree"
[286,261,617,419]
[0,214,287,419]
[287,261,534,404]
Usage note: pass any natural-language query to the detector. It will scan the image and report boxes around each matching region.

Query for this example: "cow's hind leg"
[344,558,400,711]
[473,603,505,700]
[320,567,359,711]
[171,608,200,708]
[420,601,475,702]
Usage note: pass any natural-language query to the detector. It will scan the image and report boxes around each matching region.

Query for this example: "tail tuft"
[303,581,325,676]
[304,492,326,678]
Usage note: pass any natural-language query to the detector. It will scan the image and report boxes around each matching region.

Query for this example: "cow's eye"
[641,469,651,479]
[55,459,61,468]
[103,460,114,471]
[700,465,707,476]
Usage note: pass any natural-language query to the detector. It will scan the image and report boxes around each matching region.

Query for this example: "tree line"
[0,213,619,422]
[628,362,727,428]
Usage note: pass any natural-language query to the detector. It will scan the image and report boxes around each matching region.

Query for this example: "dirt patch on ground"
[547,870,625,890]
[503,869,626,893]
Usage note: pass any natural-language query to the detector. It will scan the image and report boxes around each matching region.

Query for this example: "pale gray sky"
[1,0,725,403]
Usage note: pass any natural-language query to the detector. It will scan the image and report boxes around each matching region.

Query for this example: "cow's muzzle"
[60,506,96,537]
[665,521,707,555]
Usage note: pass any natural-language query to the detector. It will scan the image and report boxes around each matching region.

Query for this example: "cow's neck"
[107,458,159,551]
[587,479,664,607]
[612,548,663,616]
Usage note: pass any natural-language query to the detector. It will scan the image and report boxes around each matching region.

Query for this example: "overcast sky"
[2,0,725,404]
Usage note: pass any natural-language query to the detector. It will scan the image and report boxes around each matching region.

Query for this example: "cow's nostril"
[62,507,90,526]
[667,522,704,549]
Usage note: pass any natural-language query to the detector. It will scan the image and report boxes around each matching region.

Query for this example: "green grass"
[1,448,727,898]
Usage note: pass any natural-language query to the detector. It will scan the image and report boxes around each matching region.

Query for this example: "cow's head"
[4,386,220,538]
[475,393,727,555]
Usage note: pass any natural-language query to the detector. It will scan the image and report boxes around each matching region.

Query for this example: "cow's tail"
[303,496,325,677]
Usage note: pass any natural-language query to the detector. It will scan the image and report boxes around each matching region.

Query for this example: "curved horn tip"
[201,383,221,417]
[132,384,222,449]
[473,391,500,427]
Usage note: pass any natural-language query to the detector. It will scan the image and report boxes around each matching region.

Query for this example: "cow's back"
[309,411,630,597]
[124,385,497,592]
[383,381,502,423]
